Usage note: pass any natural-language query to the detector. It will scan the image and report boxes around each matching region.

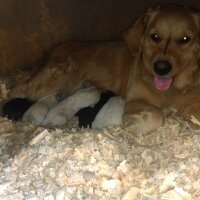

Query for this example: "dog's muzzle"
[153,60,173,91]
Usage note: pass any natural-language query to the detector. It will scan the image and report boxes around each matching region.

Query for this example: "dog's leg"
[123,100,164,137]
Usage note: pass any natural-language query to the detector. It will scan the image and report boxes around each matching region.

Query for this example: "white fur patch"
[42,87,100,127]
[22,102,48,125]
[92,96,125,129]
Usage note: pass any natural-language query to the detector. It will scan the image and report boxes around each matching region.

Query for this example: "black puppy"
[75,91,115,128]
[2,98,35,121]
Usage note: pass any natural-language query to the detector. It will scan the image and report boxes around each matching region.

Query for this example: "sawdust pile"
[0,109,200,200]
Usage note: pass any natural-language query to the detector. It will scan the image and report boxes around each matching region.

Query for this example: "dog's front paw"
[123,110,163,137]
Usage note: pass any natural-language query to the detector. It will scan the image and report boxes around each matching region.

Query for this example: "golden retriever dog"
[10,6,200,136]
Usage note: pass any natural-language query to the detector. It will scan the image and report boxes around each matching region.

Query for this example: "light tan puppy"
[92,96,125,129]
[42,87,100,127]
[10,6,200,135]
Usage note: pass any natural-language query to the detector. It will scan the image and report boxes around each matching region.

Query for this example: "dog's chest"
[126,79,189,109]
[126,80,161,106]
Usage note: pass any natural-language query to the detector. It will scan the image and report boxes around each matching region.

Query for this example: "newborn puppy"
[2,98,35,121]
[22,102,49,125]
[92,96,125,129]
[75,91,115,128]
[21,91,70,125]
[42,87,100,127]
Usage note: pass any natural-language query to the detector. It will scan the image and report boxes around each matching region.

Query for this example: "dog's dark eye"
[150,33,161,42]
[179,36,191,44]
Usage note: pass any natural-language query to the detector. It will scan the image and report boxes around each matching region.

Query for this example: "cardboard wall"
[0,0,200,74]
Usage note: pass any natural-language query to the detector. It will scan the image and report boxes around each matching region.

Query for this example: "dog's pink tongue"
[154,76,173,91]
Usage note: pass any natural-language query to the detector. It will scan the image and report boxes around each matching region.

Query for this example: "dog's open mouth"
[154,76,173,91]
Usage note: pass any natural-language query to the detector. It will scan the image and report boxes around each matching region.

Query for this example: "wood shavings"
[159,172,178,193]
[0,118,16,134]
[162,188,192,200]
[29,129,49,145]
[122,186,140,200]
[0,83,9,99]
[0,109,200,199]
[190,115,200,126]
[192,135,200,151]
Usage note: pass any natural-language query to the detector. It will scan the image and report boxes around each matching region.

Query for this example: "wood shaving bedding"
[0,110,199,200]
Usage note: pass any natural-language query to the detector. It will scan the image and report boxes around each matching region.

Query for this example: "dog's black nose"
[154,60,172,76]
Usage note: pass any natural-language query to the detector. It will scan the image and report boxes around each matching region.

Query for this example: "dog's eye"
[150,33,161,42]
[178,36,191,44]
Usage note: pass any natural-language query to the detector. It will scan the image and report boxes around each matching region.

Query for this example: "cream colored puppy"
[92,96,125,129]
[22,102,48,125]
[42,87,100,127]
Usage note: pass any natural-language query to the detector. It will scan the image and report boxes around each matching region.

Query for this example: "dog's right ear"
[123,7,158,55]
[123,14,148,55]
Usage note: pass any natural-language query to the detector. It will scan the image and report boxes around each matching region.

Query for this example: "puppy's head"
[124,6,200,90]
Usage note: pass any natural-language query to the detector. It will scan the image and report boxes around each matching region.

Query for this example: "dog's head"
[124,6,200,90]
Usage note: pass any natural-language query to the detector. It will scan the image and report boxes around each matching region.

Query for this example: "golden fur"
[10,6,200,135]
